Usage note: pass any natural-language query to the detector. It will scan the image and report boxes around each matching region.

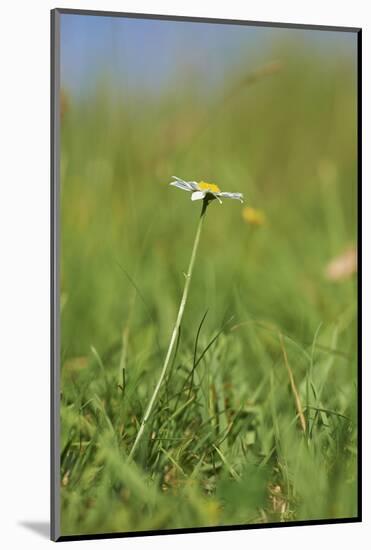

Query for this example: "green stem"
[128,201,208,460]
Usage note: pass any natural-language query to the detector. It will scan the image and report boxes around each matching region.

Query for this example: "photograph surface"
[53,10,360,539]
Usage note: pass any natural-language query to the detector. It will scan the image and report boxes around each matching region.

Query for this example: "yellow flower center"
[198,181,221,194]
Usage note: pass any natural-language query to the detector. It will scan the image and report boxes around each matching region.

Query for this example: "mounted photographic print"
[51,8,361,541]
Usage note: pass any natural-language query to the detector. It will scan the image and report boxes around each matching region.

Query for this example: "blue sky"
[60,14,357,97]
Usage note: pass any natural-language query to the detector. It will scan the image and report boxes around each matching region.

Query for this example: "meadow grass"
[59,45,358,535]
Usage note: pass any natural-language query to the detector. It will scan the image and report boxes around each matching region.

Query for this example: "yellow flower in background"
[242,206,266,226]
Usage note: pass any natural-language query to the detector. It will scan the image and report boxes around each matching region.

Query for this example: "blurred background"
[59,13,358,535]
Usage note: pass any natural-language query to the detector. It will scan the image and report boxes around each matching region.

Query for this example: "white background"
[0,0,368,548]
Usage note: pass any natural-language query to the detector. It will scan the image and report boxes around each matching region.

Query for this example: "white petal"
[218,192,244,202]
[170,180,192,192]
[170,177,199,192]
[208,192,222,204]
[189,182,200,191]
[180,179,199,191]
[191,191,206,201]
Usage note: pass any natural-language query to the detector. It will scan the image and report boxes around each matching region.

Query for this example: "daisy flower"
[130,174,242,460]
[170,176,243,204]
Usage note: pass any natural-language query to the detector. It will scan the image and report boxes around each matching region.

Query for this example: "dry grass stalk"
[279,332,306,433]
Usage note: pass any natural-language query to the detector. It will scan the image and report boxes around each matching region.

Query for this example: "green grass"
[59,44,358,536]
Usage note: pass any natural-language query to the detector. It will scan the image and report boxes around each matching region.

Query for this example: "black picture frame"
[51,8,362,542]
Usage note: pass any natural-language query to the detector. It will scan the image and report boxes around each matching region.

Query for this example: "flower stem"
[128,201,208,460]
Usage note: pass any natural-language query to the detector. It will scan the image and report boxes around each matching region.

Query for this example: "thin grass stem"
[128,201,208,460]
